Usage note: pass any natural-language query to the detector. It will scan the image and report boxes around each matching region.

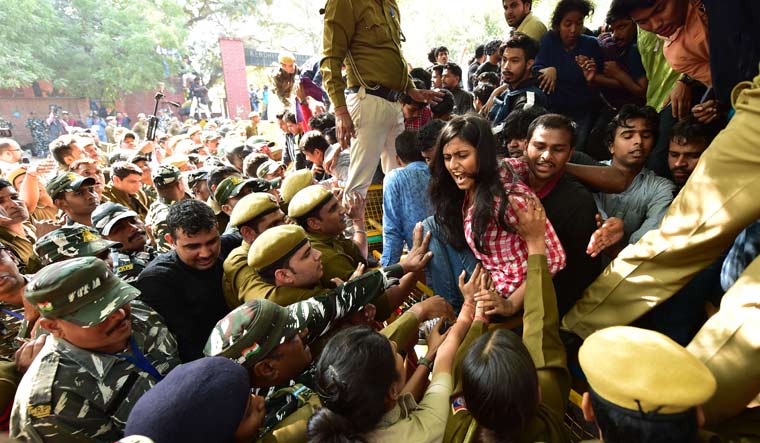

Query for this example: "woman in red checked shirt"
[428,114,565,318]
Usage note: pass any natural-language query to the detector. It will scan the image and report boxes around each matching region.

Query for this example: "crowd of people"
[0,0,759,442]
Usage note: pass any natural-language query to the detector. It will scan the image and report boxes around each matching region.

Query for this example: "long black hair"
[462,329,540,442]
[429,114,519,253]
[307,326,400,443]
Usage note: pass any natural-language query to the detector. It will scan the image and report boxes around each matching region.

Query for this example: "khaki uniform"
[30,205,59,223]
[306,232,367,288]
[223,241,327,308]
[102,184,152,221]
[444,256,570,443]
[563,72,760,339]
[10,301,180,442]
[0,224,40,274]
[0,360,20,430]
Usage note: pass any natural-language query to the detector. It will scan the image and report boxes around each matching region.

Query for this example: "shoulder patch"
[28,404,51,418]
[452,395,468,415]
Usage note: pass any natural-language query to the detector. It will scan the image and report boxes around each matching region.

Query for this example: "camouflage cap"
[45,172,96,200]
[92,202,139,236]
[247,224,307,270]
[222,137,251,157]
[229,192,280,227]
[204,299,302,368]
[287,185,332,219]
[108,150,131,166]
[214,175,255,205]
[245,136,273,148]
[130,152,150,164]
[35,224,121,266]
[201,131,222,142]
[280,169,315,204]
[25,256,140,327]
[256,160,284,179]
[185,168,209,188]
[152,164,182,188]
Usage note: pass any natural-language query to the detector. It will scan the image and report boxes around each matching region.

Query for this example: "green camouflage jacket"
[10,301,179,443]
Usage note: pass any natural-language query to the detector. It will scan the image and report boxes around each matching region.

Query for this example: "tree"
[0,0,187,99]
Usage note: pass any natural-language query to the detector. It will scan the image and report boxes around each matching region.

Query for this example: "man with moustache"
[46,173,99,226]
[70,158,107,200]
[10,257,180,443]
[488,33,547,126]
[92,202,157,284]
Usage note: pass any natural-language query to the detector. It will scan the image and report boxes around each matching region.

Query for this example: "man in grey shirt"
[573,105,675,250]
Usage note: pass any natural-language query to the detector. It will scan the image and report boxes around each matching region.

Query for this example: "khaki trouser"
[563,71,760,339]
[344,87,404,199]
[687,255,760,427]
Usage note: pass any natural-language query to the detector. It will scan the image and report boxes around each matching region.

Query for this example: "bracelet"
[417,356,433,370]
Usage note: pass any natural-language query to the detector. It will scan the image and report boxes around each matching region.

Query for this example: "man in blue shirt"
[381,130,432,266]
[489,33,547,126]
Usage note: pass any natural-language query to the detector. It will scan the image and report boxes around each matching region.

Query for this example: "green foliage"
[0,0,187,99]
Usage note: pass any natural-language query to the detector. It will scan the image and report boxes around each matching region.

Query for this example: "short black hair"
[527,113,577,148]
[207,166,239,195]
[400,79,427,107]
[589,389,699,443]
[485,39,503,56]
[110,161,143,180]
[0,179,12,192]
[443,63,463,81]
[418,120,446,153]
[430,89,455,118]
[309,113,336,144]
[604,104,659,149]
[243,153,270,178]
[502,32,539,61]
[606,4,633,24]
[395,130,424,164]
[282,111,297,124]
[431,64,444,75]
[167,199,218,239]
[435,46,449,57]
[300,130,330,154]
[473,83,495,105]
[503,106,548,142]
[670,115,713,149]
[410,68,432,90]
[609,0,656,18]
[474,44,485,59]
[551,0,594,31]
[476,71,500,86]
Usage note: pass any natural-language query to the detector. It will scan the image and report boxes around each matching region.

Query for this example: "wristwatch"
[678,74,695,86]
[417,356,433,370]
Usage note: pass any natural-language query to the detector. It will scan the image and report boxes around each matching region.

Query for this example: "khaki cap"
[280,169,314,204]
[287,185,332,219]
[579,326,716,415]
[229,192,280,227]
[247,224,307,270]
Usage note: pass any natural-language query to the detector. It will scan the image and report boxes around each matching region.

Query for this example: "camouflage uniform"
[10,301,179,442]
[145,198,172,253]
[111,247,157,284]
[25,117,49,157]
[0,304,27,361]
[10,257,180,443]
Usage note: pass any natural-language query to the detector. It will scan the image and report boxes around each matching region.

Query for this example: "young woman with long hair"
[428,113,565,318]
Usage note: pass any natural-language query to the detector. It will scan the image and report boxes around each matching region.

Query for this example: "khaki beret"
[229,192,280,228]
[287,185,332,219]
[280,169,315,204]
[579,326,716,415]
[247,225,307,270]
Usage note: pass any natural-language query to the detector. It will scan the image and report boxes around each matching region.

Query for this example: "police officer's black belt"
[345,86,403,103]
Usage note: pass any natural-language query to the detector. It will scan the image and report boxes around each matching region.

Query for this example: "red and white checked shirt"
[463,158,566,297]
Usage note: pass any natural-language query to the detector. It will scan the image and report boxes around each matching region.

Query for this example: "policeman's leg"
[687,254,760,426]
[378,101,403,174]
[563,75,760,339]
[344,93,393,199]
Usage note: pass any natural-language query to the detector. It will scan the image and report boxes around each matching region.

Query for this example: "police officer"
[45,172,99,226]
[578,326,717,442]
[10,257,180,442]
[92,202,156,283]
[145,165,190,253]
[280,168,316,210]
[222,192,287,308]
